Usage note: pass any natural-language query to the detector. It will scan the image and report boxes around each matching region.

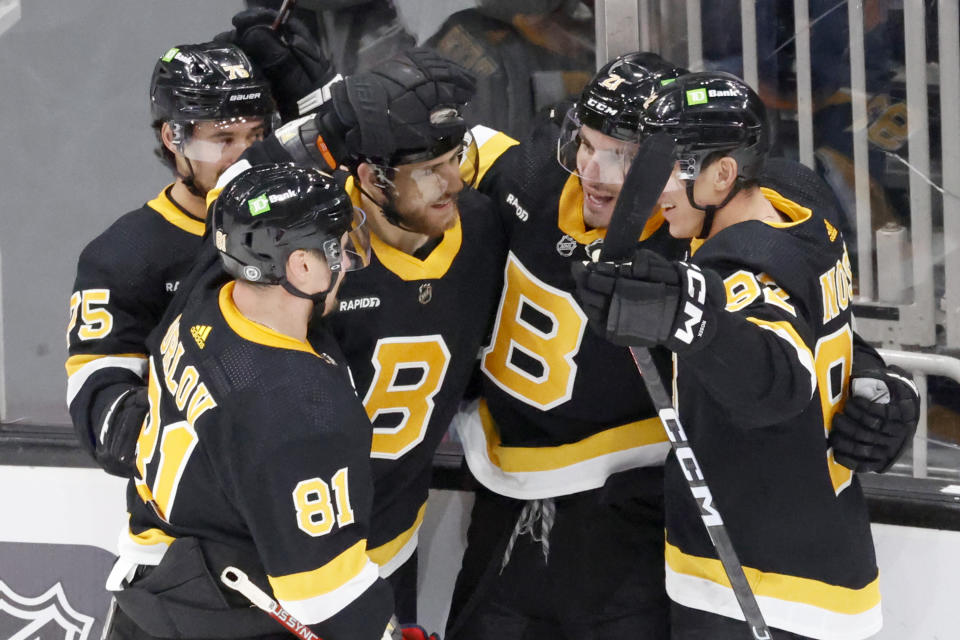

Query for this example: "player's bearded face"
[658,164,704,238]
[575,126,639,229]
[177,118,267,194]
[389,147,465,237]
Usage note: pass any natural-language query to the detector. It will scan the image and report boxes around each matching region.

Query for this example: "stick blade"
[600,132,676,262]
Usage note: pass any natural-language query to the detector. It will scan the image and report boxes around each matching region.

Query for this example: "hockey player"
[172,35,499,625]
[442,50,685,640]
[103,163,400,640]
[321,72,508,624]
[573,72,885,639]
[217,36,915,636]
[66,42,277,478]
[444,53,917,640]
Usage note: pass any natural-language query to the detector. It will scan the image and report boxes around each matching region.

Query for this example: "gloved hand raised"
[830,365,920,473]
[219,6,335,120]
[326,47,476,162]
[242,48,476,171]
[572,247,725,352]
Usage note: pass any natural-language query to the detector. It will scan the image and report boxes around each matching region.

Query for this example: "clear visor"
[663,164,687,195]
[373,131,479,206]
[175,114,279,163]
[323,206,371,273]
[556,108,640,186]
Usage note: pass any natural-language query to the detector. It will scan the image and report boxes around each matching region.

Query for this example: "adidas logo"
[823,219,838,242]
[191,325,212,349]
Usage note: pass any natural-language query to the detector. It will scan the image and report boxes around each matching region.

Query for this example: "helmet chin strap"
[281,278,336,312]
[683,179,743,239]
[357,181,419,233]
[180,157,207,198]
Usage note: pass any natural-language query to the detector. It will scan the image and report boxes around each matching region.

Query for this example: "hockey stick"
[598,132,773,640]
[271,0,297,30]
[221,566,321,640]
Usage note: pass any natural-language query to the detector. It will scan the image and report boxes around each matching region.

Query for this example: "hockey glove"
[400,625,439,640]
[830,366,920,473]
[221,7,336,121]
[97,386,148,478]
[572,248,725,352]
[326,47,476,163]
[242,48,476,172]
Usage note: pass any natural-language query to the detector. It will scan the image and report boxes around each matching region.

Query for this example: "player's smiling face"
[576,125,639,229]
[658,164,705,238]
[390,146,465,237]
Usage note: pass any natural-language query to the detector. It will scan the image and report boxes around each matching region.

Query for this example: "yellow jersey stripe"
[65,354,149,406]
[218,282,319,355]
[65,353,147,376]
[269,539,370,600]
[665,540,881,614]
[366,502,428,571]
[471,126,520,185]
[148,186,205,237]
[557,174,605,245]
[345,177,463,280]
[275,559,381,626]
[745,317,817,400]
[478,398,666,472]
[760,187,813,227]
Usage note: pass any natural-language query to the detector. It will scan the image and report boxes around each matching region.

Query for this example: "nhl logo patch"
[556,235,578,257]
[0,580,94,640]
[418,283,433,305]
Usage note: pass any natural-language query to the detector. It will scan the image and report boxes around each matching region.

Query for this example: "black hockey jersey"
[457,122,676,500]
[663,189,880,639]
[116,268,393,639]
[66,186,204,461]
[326,179,507,575]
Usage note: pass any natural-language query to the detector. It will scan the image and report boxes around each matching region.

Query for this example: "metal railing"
[879,349,960,480]
[593,0,960,481]
[595,0,959,350]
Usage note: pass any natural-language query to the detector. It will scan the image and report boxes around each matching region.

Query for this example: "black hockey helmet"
[640,71,770,182]
[212,164,370,295]
[150,42,277,126]
[558,51,685,182]
[338,50,481,230]
[641,71,770,237]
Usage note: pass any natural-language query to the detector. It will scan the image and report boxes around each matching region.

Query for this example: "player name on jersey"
[157,314,218,428]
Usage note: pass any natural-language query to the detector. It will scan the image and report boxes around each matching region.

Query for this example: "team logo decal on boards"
[0,580,94,639]
[418,283,433,305]
[556,235,578,257]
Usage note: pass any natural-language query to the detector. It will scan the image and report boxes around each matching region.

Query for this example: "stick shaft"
[271,0,296,30]
[221,567,321,640]
[628,347,771,638]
